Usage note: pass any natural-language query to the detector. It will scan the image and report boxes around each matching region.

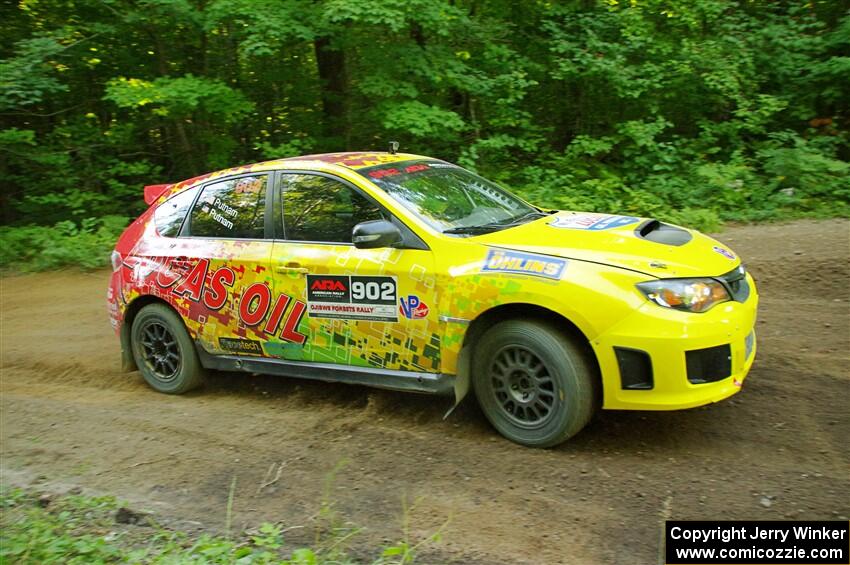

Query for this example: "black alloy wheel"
[131,303,205,394]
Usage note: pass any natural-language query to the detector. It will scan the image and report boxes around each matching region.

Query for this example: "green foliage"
[104,75,253,121]
[0,0,848,231]
[380,101,466,138]
[0,36,68,110]
[0,486,442,564]
[0,216,129,272]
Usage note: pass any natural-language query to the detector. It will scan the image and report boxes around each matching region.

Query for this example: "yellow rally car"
[107,151,758,447]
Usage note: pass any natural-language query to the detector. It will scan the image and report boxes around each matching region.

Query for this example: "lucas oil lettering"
[124,256,307,345]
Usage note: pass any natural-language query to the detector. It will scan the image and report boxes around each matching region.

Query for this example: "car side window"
[154,186,199,237]
[280,174,384,243]
[188,175,267,239]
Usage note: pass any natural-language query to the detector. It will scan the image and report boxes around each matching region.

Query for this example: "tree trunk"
[314,36,349,149]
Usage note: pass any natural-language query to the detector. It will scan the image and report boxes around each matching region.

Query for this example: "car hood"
[473,212,740,278]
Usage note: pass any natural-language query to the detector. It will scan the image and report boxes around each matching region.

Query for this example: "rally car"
[107,151,758,447]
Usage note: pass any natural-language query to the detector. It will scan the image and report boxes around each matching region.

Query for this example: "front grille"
[614,347,654,390]
[717,265,750,303]
[686,344,732,384]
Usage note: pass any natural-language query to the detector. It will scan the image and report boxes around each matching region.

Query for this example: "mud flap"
[443,344,471,420]
[120,324,137,372]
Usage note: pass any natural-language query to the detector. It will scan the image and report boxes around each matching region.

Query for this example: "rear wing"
[144,184,172,205]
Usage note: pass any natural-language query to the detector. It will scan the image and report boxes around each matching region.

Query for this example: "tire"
[131,303,205,394]
[472,319,597,447]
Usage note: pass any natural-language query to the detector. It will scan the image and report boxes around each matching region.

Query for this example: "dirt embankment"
[1,219,848,564]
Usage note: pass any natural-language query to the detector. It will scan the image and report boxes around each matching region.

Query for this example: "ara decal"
[549,213,639,231]
[482,249,567,280]
[306,274,398,322]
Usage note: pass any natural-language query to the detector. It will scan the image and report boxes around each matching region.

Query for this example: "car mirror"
[352,220,402,249]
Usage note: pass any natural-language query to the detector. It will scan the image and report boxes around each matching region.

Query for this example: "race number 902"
[350,276,396,305]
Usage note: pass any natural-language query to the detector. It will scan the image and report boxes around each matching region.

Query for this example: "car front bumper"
[593,274,758,411]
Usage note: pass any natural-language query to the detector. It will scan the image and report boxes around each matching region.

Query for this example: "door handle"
[276,262,309,274]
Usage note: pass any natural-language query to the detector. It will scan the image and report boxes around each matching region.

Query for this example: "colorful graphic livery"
[108,151,759,447]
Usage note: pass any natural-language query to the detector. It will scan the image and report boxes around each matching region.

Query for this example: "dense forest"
[1,0,848,267]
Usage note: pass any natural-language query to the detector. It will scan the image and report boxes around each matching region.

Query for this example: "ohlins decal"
[136,258,307,345]
[482,249,567,280]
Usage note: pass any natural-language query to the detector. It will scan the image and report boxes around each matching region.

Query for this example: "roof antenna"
[388,140,399,155]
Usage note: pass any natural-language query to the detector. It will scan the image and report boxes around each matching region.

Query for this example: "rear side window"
[154,187,198,237]
[189,175,267,239]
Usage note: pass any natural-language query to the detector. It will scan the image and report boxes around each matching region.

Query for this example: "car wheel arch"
[459,303,603,406]
[120,295,185,372]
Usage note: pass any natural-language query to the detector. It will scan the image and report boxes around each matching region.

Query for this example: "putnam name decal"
[482,249,567,280]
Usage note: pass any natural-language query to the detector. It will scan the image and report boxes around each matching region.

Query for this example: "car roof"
[154,152,432,204]
[282,151,428,169]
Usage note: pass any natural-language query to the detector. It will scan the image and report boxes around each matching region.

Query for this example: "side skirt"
[195,346,456,396]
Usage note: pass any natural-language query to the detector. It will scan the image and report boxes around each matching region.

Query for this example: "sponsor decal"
[713,245,736,260]
[143,258,307,345]
[367,163,440,180]
[368,168,401,179]
[199,197,237,230]
[482,249,567,280]
[306,274,398,322]
[549,213,639,231]
[219,337,264,355]
[233,176,263,194]
[399,295,429,319]
[308,275,350,302]
[122,256,165,283]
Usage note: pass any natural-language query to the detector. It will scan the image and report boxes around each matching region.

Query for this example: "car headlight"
[636,278,730,313]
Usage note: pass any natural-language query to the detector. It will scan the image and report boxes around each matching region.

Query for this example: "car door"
[266,171,442,374]
[169,172,277,357]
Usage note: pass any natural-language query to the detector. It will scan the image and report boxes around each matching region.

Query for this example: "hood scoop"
[635,219,692,246]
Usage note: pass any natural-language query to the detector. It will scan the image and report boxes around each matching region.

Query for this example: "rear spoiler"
[144,184,172,205]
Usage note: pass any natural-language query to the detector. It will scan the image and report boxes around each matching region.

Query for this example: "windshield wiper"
[500,210,548,226]
[443,210,548,235]
[442,224,504,235]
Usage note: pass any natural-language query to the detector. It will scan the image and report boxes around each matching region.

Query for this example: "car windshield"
[358,160,540,234]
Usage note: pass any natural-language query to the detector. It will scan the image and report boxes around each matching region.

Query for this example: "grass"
[0,484,446,564]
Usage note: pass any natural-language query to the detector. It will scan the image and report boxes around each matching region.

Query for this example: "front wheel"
[472,319,598,447]
[131,303,205,394]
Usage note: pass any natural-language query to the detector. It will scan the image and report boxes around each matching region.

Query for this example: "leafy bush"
[1,0,848,238]
[504,124,848,232]
[0,216,128,272]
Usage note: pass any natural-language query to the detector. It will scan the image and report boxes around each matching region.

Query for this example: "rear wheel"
[131,303,205,394]
[472,319,597,447]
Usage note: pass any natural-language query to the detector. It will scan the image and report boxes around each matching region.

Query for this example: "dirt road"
[2,219,848,564]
